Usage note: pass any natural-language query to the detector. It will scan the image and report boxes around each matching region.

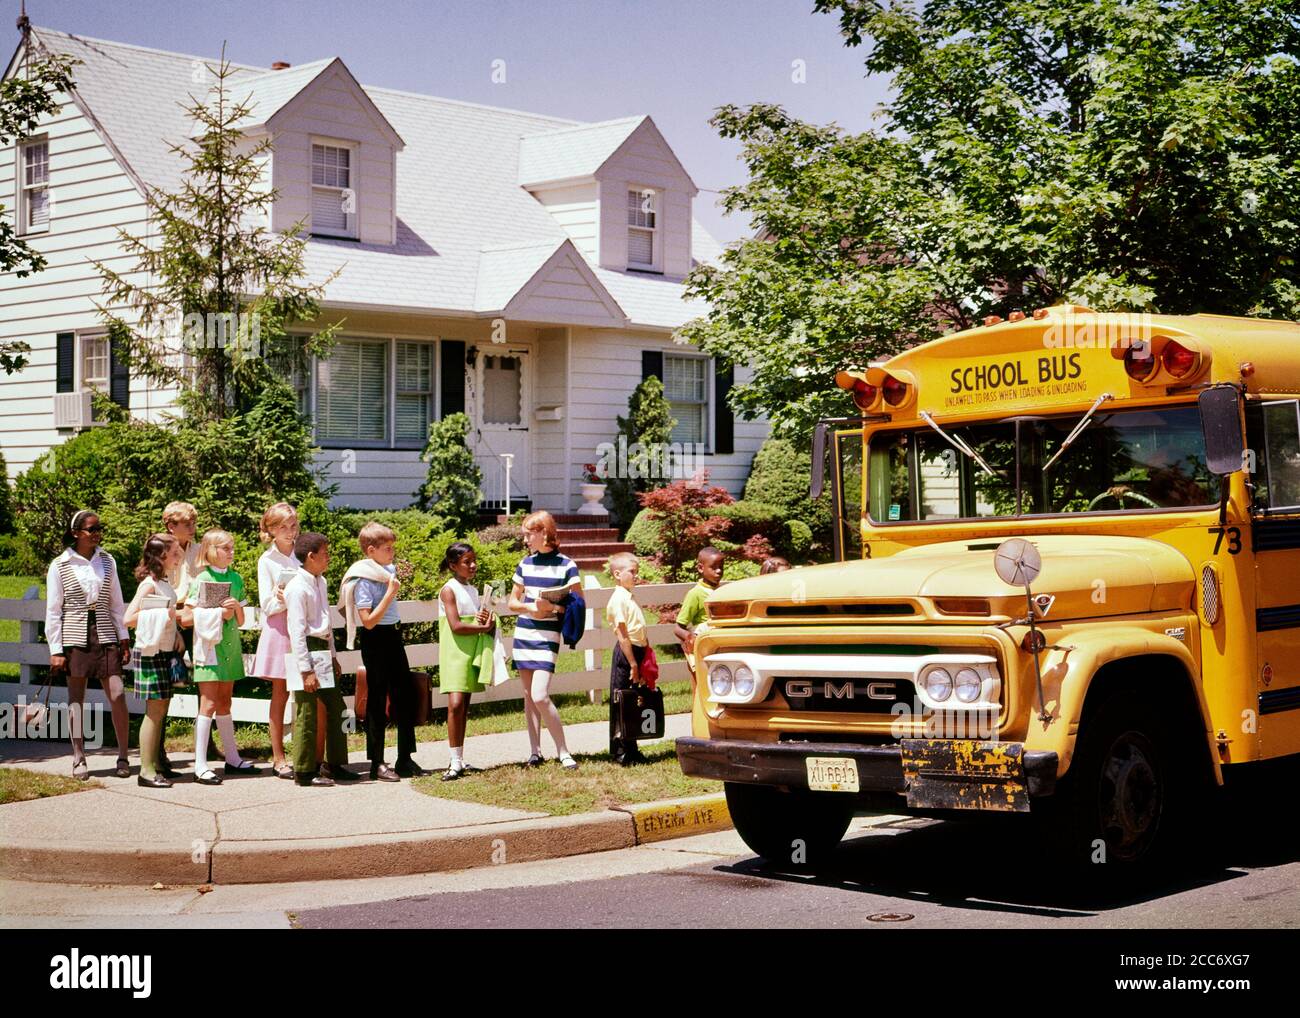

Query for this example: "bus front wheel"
[725,782,853,868]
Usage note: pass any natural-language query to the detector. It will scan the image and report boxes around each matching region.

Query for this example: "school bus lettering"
[679,304,1300,879]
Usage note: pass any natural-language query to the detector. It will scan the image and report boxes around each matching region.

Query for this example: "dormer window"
[627,187,658,270]
[311,141,357,238]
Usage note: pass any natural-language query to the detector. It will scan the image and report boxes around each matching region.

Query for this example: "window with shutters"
[316,338,387,444]
[663,353,708,445]
[19,138,49,234]
[395,342,436,445]
[311,141,356,238]
[265,337,311,417]
[627,187,658,270]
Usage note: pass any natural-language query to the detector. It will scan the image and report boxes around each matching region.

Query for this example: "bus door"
[1249,399,1300,758]
[831,429,863,561]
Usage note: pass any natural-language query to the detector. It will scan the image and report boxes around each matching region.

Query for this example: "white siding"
[269,66,397,245]
[530,183,598,260]
[529,326,569,509]
[565,328,766,510]
[594,120,695,276]
[0,92,177,480]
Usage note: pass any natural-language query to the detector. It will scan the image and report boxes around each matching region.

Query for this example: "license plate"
[805,756,859,793]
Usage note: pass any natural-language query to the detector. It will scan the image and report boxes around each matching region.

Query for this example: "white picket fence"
[0,577,696,724]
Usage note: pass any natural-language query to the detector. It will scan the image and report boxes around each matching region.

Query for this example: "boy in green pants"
[286,532,357,787]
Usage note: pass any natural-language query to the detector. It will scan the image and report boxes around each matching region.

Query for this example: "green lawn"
[410,741,720,815]
[0,575,41,680]
[0,766,100,804]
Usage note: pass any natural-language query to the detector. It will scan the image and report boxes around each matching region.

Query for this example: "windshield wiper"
[1042,392,1114,474]
[918,410,1003,480]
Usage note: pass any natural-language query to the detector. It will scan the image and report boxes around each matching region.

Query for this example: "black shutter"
[56,332,75,393]
[440,340,466,418]
[714,362,734,455]
[109,334,130,409]
[641,349,663,383]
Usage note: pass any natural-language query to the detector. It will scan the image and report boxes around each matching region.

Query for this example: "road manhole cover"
[866,912,914,923]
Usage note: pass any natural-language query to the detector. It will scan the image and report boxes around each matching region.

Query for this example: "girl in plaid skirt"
[125,534,187,788]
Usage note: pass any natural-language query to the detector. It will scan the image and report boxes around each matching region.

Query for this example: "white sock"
[195,715,213,774]
[215,714,243,766]
[449,746,463,767]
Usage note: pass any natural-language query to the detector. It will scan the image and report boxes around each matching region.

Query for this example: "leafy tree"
[416,412,483,533]
[94,49,339,419]
[605,375,677,527]
[681,0,1300,437]
[637,478,733,581]
[0,46,76,374]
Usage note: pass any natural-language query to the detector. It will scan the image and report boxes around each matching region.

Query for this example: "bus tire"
[1046,691,1188,880]
[724,782,853,868]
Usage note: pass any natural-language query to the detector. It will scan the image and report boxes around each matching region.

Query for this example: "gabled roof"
[229,57,405,149]
[517,116,645,187]
[19,27,721,330]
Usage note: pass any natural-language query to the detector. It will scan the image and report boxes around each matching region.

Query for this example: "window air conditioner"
[53,391,94,429]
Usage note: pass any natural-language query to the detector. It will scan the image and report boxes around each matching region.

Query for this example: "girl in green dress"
[437,542,496,781]
[183,529,258,784]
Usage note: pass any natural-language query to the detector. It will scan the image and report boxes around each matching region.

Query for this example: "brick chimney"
[271,61,291,70]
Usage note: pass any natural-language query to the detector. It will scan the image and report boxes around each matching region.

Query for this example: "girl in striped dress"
[507,511,580,769]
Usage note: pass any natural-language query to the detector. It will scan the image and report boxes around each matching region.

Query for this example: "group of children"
[49,499,770,787]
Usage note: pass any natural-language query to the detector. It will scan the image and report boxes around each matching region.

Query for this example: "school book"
[196,580,231,609]
[139,595,171,611]
[536,585,572,604]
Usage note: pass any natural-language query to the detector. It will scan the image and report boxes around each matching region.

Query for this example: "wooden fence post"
[19,584,40,686]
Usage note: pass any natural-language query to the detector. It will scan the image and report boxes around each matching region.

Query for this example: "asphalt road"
[294,808,1300,930]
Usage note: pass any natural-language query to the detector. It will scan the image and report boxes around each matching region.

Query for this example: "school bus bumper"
[676,737,1059,813]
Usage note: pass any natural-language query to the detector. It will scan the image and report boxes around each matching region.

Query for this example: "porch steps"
[490,511,635,572]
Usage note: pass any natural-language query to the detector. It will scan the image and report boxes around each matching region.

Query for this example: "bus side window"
[1259,400,1300,510]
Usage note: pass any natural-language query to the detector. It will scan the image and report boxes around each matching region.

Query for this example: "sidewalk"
[0,714,716,886]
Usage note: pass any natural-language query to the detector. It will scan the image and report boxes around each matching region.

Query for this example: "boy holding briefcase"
[606,553,662,765]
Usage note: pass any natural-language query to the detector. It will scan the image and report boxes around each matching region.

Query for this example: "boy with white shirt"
[286,532,356,787]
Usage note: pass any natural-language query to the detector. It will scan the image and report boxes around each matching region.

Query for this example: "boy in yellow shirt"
[605,552,649,766]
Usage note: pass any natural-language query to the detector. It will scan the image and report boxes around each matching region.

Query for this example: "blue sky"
[16,0,891,246]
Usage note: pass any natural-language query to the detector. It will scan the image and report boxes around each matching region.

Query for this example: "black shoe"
[137,773,173,788]
[327,764,361,783]
[158,755,180,780]
[525,753,544,768]
[371,764,400,782]
[296,772,333,787]
[394,759,425,778]
[441,764,464,782]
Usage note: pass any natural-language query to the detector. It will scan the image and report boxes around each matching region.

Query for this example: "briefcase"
[613,685,665,742]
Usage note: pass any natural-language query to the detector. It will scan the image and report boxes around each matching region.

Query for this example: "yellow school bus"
[677,305,1300,874]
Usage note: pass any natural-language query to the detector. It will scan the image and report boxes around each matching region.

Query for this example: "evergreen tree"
[94,47,339,419]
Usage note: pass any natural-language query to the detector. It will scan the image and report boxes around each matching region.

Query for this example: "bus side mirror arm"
[1198,383,1247,526]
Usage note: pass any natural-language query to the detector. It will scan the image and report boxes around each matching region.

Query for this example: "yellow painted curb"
[621,794,731,844]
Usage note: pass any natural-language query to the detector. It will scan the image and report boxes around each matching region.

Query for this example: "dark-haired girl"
[437,542,495,779]
[124,534,186,787]
[44,510,131,779]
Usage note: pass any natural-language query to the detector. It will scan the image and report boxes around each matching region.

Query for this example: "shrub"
[636,476,733,581]
[0,533,40,575]
[606,376,676,529]
[743,437,832,548]
[785,519,814,557]
[0,450,14,535]
[723,558,760,581]
[415,412,482,534]
[624,508,660,556]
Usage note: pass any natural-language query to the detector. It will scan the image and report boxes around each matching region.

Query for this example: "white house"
[0,26,768,517]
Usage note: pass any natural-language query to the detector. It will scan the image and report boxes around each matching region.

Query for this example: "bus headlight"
[732,666,756,698]
[708,664,734,698]
[954,667,983,703]
[924,667,953,702]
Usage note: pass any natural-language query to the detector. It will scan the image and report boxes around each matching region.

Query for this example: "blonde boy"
[606,551,649,765]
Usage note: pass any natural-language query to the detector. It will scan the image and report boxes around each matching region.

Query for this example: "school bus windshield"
[869,404,1216,522]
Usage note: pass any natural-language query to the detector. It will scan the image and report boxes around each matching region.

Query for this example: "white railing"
[0,578,698,724]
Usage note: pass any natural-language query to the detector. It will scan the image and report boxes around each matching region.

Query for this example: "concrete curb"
[0,794,734,887]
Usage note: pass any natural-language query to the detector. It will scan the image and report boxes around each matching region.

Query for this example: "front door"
[471,346,531,509]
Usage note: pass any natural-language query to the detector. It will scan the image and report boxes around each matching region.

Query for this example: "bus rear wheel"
[725,782,853,868]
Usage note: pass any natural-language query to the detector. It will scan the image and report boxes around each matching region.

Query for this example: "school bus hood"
[707,535,1194,622]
